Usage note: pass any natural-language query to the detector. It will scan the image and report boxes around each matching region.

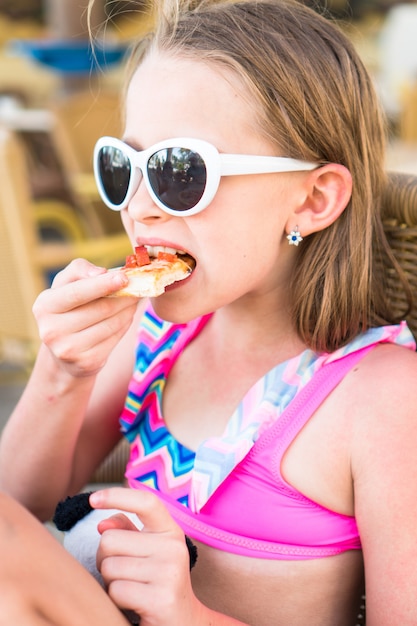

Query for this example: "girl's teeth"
[145,245,185,257]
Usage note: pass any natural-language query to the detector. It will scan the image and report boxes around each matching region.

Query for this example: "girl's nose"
[127,180,171,223]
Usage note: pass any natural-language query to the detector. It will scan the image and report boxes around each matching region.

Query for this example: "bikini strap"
[254,344,375,456]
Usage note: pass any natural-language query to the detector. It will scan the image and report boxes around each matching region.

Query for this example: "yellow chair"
[399,81,417,144]
[49,89,125,236]
[0,126,130,367]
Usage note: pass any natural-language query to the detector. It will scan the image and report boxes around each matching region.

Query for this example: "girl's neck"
[206,300,306,368]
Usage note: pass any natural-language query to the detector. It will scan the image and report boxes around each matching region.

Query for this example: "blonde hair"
[91,0,409,351]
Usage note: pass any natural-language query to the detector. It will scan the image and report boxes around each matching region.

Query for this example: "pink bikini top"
[121,306,415,560]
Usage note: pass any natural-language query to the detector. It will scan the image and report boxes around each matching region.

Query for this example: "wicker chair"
[400,81,417,143]
[380,171,417,341]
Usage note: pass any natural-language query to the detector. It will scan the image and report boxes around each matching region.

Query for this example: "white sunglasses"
[94,135,318,217]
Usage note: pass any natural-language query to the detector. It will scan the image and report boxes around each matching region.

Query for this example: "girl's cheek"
[121,210,135,242]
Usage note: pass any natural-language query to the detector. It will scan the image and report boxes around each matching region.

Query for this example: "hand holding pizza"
[32,258,139,378]
[31,247,193,379]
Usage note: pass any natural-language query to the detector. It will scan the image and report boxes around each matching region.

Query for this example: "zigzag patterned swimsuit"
[120,304,415,559]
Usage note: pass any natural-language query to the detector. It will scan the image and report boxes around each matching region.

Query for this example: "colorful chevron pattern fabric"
[121,309,211,508]
[120,305,415,513]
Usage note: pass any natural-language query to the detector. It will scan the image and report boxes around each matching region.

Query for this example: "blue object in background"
[12,39,128,75]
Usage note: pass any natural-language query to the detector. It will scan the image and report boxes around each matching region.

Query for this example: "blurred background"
[0,0,152,383]
[1,0,417,410]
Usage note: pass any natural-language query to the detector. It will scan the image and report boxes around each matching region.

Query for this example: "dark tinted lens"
[98,146,131,206]
[147,147,206,211]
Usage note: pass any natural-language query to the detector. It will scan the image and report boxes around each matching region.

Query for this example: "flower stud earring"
[287,226,303,246]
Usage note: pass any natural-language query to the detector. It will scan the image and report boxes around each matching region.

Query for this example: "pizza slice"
[111,245,195,298]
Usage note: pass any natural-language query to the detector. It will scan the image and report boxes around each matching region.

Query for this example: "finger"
[107,578,146,608]
[53,271,131,313]
[51,258,107,288]
[40,298,137,350]
[35,300,137,373]
[97,513,140,534]
[90,488,177,534]
[41,311,137,376]
[33,277,132,333]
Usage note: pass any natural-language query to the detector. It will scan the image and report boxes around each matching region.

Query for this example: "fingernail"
[89,492,102,507]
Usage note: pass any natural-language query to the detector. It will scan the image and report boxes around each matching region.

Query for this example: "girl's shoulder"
[356,339,417,399]
[343,337,417,446]
[317,323,417,440]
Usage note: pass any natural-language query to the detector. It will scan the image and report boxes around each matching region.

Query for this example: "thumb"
[90,487,177,535]
[97,511,143,534]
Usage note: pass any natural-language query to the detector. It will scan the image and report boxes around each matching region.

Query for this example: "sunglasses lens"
[98,146,131,207]
[147,147,206,212]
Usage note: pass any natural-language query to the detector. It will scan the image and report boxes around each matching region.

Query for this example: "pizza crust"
[110,256,192,298]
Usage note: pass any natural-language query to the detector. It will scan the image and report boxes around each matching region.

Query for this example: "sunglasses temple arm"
[219,154,318,175]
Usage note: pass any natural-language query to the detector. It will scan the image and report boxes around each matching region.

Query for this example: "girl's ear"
[287,163,352,237]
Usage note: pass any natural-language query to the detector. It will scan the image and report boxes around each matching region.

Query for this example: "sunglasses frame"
[94,135,318,217]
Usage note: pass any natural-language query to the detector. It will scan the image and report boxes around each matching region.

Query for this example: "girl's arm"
[0,259,143,521]
[0,491,130,626]
[0,489,245,626]
[352,346,417,625]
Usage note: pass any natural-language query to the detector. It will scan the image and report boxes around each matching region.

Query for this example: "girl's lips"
[165,269,194,292]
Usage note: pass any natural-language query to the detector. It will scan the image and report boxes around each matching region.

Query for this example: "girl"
[1,1,417,624]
